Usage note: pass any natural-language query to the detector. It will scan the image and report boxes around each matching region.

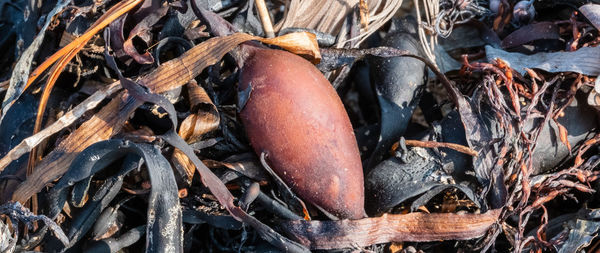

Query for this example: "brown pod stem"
[238,48,365,219]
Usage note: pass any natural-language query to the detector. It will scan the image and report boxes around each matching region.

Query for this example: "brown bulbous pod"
[238,47,365,219]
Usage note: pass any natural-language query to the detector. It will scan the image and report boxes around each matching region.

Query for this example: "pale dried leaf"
[173,82,220,184]
[172,149,196,184]
[257,32,321,63]
[359,0,369,29]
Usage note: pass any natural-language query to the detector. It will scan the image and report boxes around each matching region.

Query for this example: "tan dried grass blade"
[276,0,352,35]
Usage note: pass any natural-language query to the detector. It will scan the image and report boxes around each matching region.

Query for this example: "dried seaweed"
[0,201,68,247]
[3,0,600,252]
[10,30,319,203]
[48,139,182,251]
[366,16,427,170]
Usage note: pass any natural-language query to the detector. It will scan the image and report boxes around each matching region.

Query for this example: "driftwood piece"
[281,209,501,249]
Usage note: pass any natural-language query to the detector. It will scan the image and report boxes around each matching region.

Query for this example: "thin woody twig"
[392,139,479,157]
[255,0,275,38]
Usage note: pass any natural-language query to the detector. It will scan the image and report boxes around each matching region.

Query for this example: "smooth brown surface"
[239,48,365,219]
[282,209,501,249]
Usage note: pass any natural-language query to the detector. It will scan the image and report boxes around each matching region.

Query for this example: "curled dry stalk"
[172,81,220,184]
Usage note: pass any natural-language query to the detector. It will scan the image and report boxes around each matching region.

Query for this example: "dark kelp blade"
[365,147,480,215]
[0,92,37,201]
[47,139,183,252]
[553,209,600,252]
[367,16,427,170]
[182,209,243,230]
[84,225,146,253]
[529,94,598,174]
[90,196,132,240]
[66,175,124,247]
[0,0,71,118]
